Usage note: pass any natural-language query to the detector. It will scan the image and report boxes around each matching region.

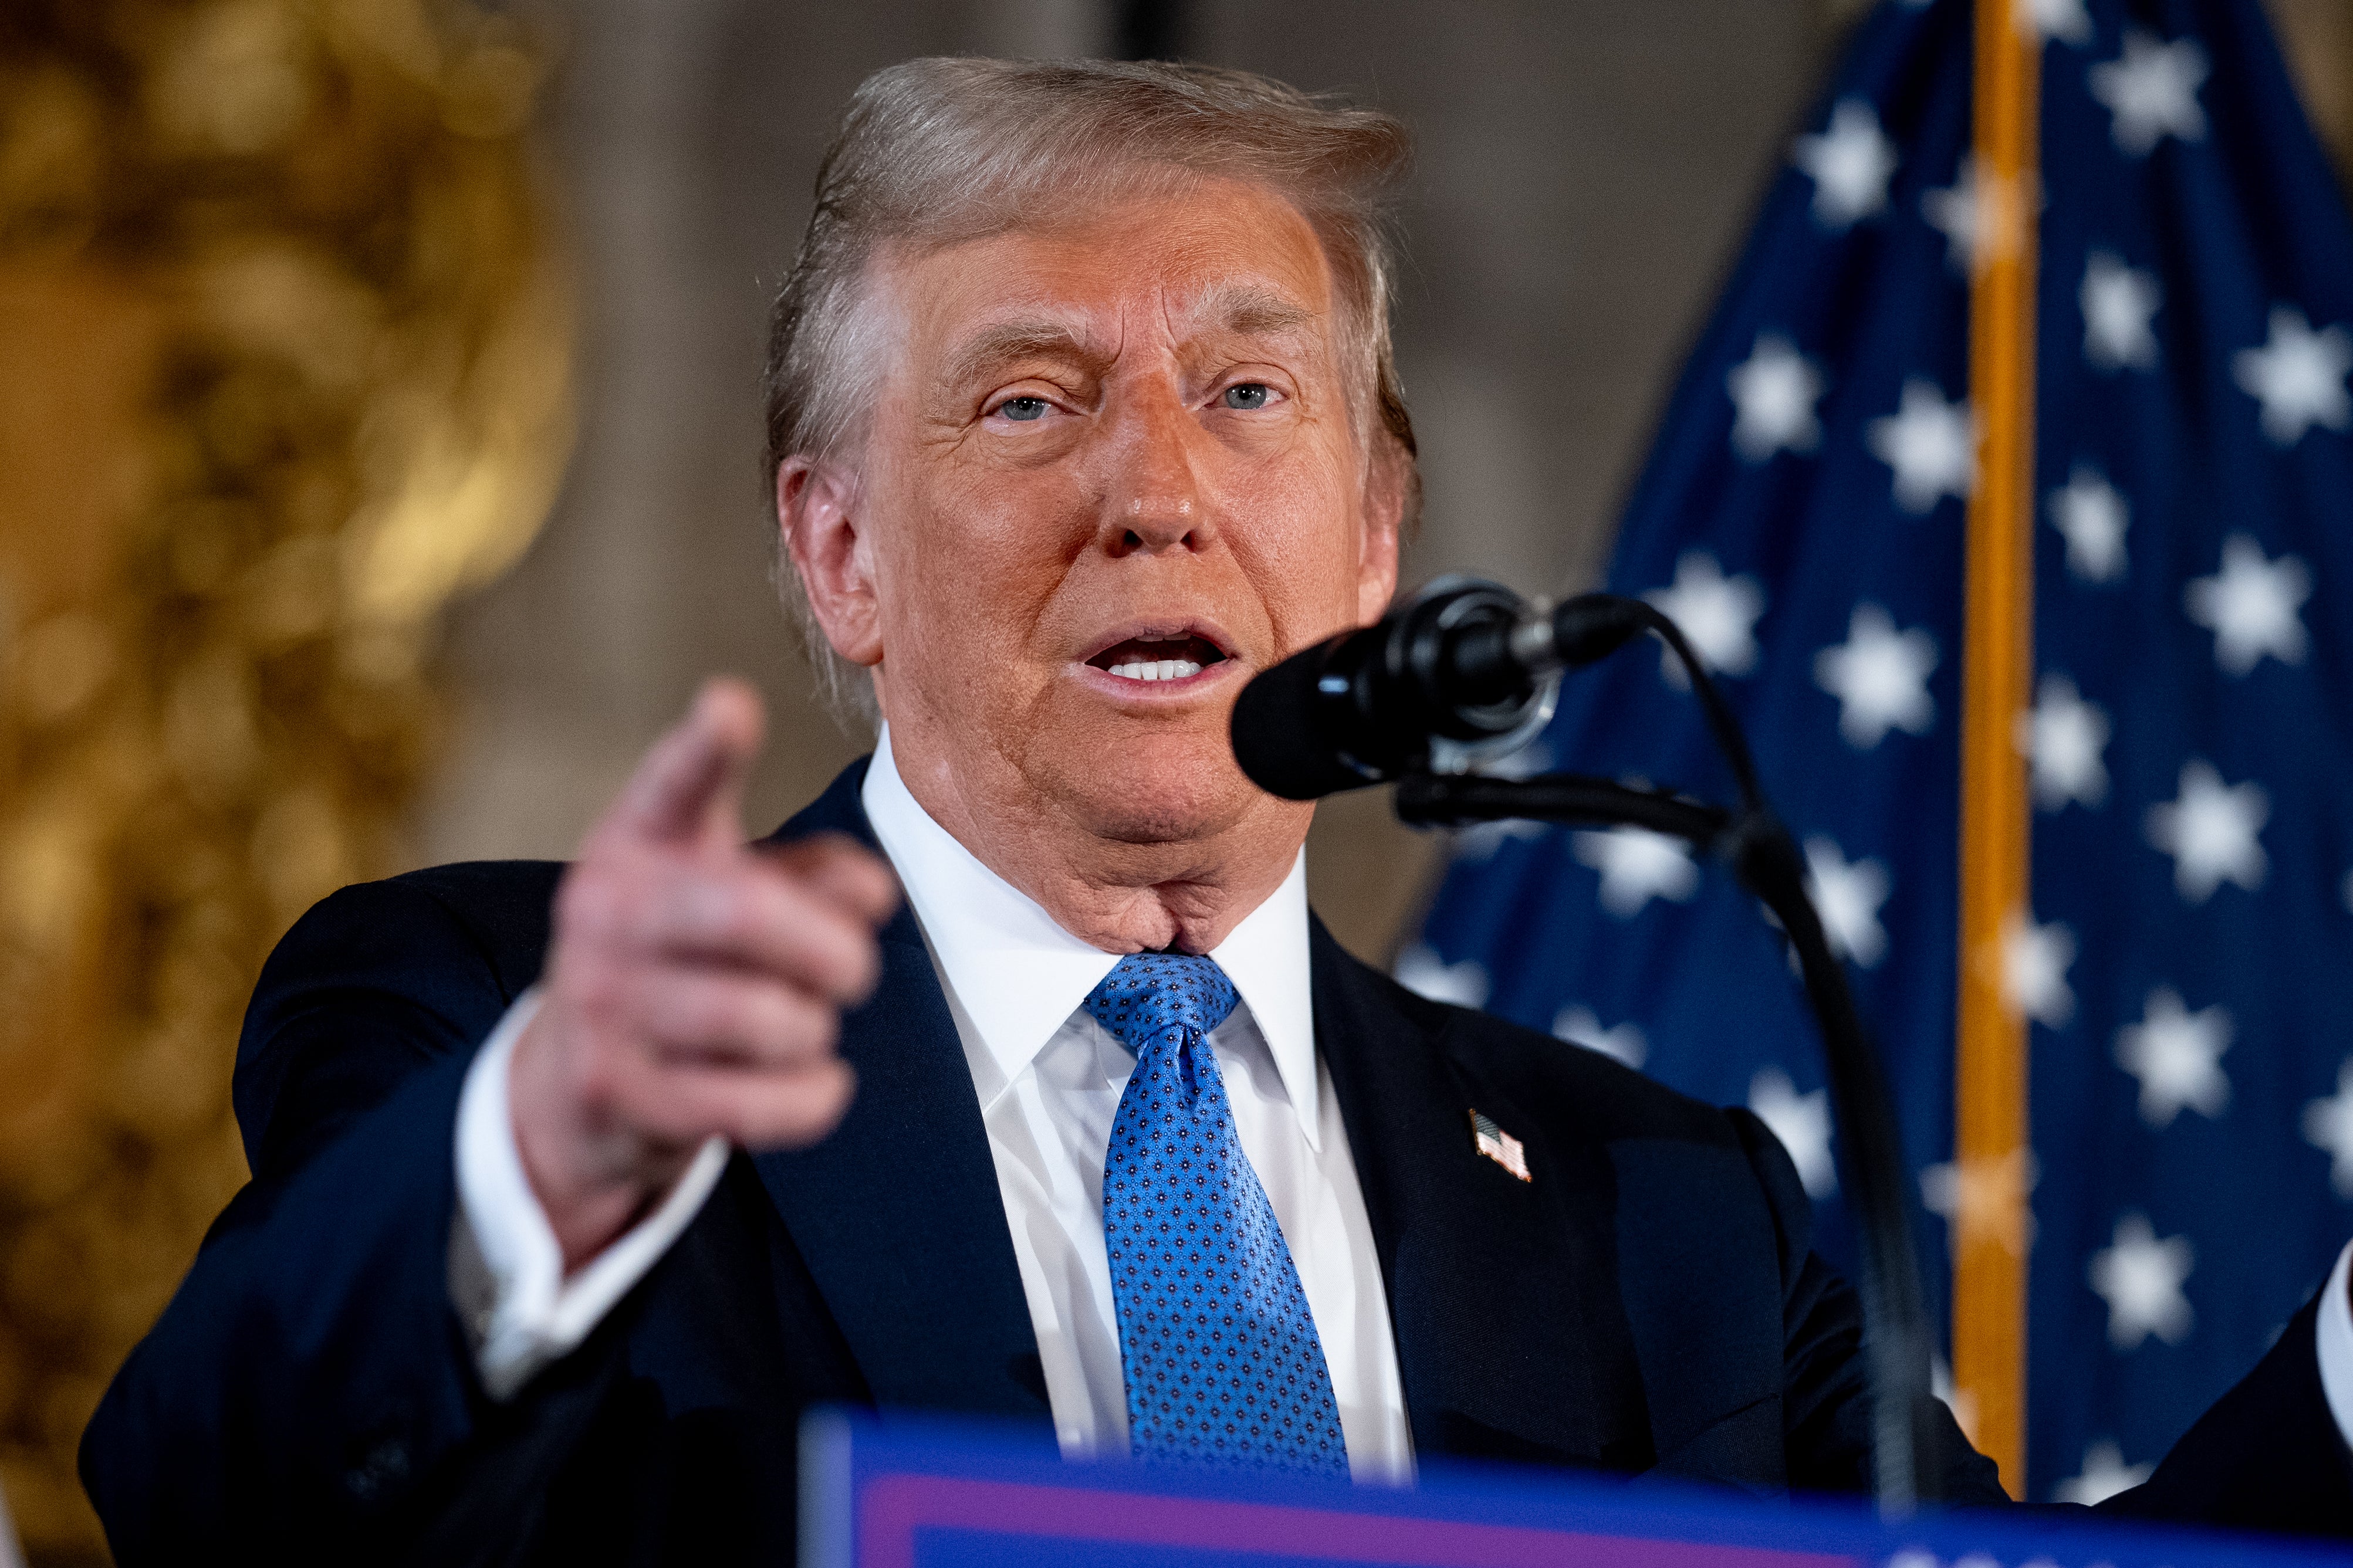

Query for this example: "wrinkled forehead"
[867,178,1343,380]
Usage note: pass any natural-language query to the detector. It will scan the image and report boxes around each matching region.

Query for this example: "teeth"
[1106,659,1205,682]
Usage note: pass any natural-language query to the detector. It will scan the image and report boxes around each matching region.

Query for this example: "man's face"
[826,178,1399,851]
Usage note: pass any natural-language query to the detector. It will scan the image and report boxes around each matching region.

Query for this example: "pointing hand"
[506,678,898,1271]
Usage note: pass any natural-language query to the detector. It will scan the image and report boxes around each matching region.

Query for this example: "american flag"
[1402,0,2353,1504]
[1470,1110,1533,1183]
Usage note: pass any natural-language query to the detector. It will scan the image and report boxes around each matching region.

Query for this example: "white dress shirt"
[452,730,1413,1479]
[859,730,1412,1480]
[449,736,2353,1479]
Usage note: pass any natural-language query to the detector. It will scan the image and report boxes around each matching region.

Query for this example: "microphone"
[1230,577,1649,800]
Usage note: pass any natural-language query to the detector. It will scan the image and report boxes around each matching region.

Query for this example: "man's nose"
[1098,387,1213,556]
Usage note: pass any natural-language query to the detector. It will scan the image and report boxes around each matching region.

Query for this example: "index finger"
[604,678,766,848]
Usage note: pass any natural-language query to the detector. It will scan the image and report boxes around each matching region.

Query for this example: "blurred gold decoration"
[0,0,572,1557]
[2268,0,2353,182]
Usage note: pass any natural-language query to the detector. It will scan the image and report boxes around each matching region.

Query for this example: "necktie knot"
[1083,951,1239,1054]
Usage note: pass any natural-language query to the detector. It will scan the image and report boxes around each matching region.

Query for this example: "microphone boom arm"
[1393,772,1732,845]
[1388,608,1944,1518]
[1229,578,1946,1513]
[1394,771,1940,1515]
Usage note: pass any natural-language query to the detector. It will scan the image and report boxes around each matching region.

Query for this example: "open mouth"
[1084,633,1230,683]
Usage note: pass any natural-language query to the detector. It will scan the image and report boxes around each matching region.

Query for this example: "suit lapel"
[751,762,1049,1424]
[748,771,1639,1459]
[1311,920,1629,1471]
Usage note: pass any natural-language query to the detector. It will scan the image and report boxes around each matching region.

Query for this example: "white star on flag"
[1929,1363,1986,1448]
[2046,462,2130,583]
[1451,746,1554,861]
[1553,1005,1647,1069]
[1867,379,1976,513]
[2088,29,2210,156]
[2303,1061,2353,1198]
[1803,837,1890,968]
[1749,1068,1836,1198]
[1573,827,1702,918]
[1931,1356,1981,1449]
[1791,98,1899,230]
[2088,1212,2196,1350]
[2056,1440,2153,1506]
[2000,911,2076,1028]
[2015,0,2092,45]
[2233,305,2353,445]
[2185,534,2311,675]
[2081,251,2161,371]
[1921,158,1981,273]
[1451,816,1545,863]
[2115,986,2233,1127]
[1921,1147,2040,1257]
[1814,604,1938,749]
[1645,551,1766,686]
[1393,944,1488,1009]
[1726,333,1826,460]
[2144,759,2269,903]
[2015,672,2110,811]
[1471,740,1551,781]
[1922,156,2031,275]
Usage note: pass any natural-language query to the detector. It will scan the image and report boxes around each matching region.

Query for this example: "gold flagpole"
[1952,0,2041,1499]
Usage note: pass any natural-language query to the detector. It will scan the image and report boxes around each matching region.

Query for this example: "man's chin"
[1040,734,1265,848]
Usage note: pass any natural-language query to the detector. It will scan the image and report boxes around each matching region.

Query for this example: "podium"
[801,1411,2343,1568]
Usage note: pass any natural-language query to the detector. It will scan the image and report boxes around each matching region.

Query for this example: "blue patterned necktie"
[1086,951,1350,1476]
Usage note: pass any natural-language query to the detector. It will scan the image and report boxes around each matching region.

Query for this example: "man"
[82,57,2353,1562]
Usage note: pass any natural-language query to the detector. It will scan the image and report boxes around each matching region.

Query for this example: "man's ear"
[1354,442,1407,628]
[778,456,884,667]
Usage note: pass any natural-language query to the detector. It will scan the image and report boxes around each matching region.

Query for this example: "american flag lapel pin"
[1468,1110,1531,1182]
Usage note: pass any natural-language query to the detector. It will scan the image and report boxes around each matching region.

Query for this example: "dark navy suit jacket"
[82,760,2352,1562]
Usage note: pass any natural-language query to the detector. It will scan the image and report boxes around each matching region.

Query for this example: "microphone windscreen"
[1229,648,1370,801]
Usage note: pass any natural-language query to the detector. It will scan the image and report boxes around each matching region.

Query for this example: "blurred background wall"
[1,1,2347,1561]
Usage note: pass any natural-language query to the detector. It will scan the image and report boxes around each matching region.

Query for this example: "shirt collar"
[860,727,1320,1147]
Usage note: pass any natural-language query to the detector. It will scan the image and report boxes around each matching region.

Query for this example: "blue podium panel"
[802,1411,2346,1568]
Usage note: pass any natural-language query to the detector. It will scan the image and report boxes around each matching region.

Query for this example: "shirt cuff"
[450,988,730,1400]
[2314,1238,2353,1450]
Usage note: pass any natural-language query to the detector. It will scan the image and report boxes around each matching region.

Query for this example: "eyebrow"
[1186,282,1319,341]
[938,286,1324,392]
[941,320,1101,391]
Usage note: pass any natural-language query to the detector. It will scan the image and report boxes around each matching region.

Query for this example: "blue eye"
[998,396,1049,422]
[1222,383,1271,410]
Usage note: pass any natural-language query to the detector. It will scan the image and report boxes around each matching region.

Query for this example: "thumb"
[605,677,765,847]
